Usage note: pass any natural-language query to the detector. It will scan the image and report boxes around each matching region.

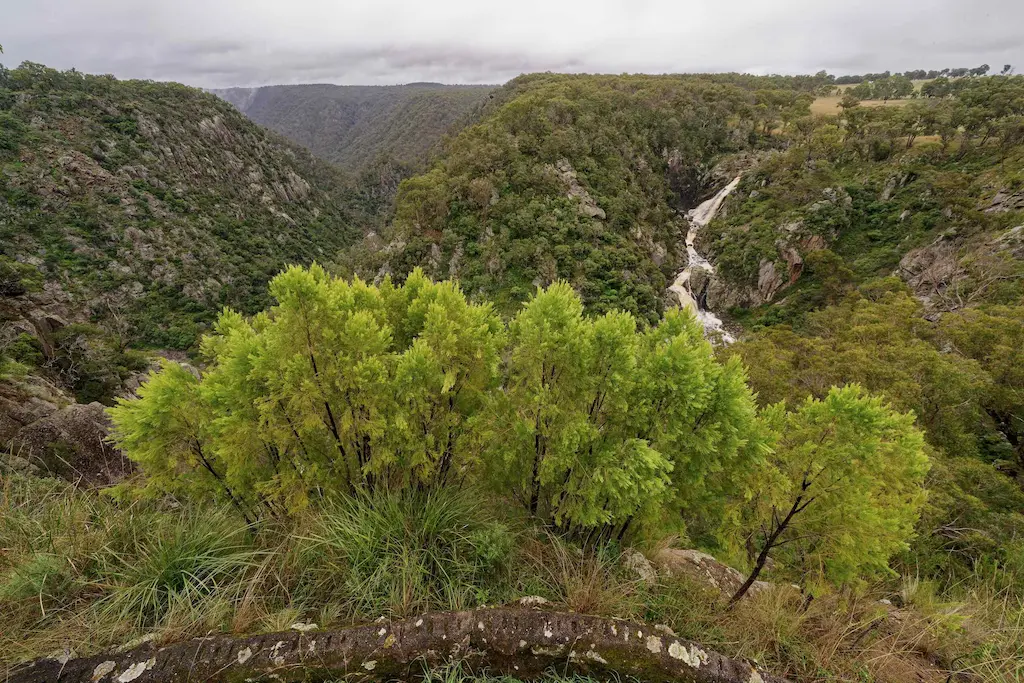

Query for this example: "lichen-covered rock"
[653,549,771,598]
[8,608,788,683]
[624,548,659,585]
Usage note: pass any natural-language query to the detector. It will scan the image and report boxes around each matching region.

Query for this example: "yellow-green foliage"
[110,266,763,534]
[726,386,929,592]
[475,282,763,531]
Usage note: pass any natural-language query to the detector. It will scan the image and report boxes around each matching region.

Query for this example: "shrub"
[110,267,761,535]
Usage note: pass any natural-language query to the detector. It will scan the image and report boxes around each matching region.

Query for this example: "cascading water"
[668,176,741,343]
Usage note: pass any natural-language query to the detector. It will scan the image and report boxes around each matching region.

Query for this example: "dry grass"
[810,96,912,116]
[520,533,645,618]
[4,473,1022,682]
[646,569,1024,683]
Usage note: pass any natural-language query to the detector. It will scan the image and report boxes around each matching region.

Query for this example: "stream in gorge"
[668,176,742,343]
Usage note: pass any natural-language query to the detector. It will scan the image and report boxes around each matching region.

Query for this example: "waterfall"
[668,176,741,343]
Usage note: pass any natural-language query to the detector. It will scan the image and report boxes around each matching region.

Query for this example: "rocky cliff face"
[697,184,848,309]
[1,373,130,486]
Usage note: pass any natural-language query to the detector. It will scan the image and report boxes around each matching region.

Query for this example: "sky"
[3,0,1022,87]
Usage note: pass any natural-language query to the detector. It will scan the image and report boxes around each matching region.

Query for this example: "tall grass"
[293,488,515,618]
[520,533,645,619]
[4,470,1023,683]
[0,475,520,665]
[91,512,257,628]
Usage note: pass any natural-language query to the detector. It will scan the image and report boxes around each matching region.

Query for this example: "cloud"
[2,0,1022,87]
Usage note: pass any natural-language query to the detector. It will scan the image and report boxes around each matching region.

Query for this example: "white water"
[669,176,742,343]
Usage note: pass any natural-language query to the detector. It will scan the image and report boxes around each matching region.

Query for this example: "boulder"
[7,401,131,486]
[652,548,771,597]
[623,549,658,585]
[0,375,68,444]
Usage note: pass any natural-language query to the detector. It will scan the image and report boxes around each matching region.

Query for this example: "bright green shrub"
[110,267,761,534]
[725,385,929,595]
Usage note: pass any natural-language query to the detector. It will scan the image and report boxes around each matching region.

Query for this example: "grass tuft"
[91,512,256,628]
[294,488,515,619]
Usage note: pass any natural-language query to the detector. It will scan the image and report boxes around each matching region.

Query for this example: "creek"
[668,176,741,343]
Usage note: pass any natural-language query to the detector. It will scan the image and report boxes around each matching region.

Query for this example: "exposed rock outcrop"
[9,608,787,683]
[898,237,965,309]
[699,188,845,310]
[5,400,130,486]
[553,159,606,220]
[0,374,70,446]
[983,189,1024,214]
[994,225,1024,259]
[653,549,772,598]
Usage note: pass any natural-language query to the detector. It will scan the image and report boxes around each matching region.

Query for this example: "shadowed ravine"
[8,608,784,683]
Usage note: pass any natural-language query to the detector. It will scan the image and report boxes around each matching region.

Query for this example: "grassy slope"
[2,474,1020,682]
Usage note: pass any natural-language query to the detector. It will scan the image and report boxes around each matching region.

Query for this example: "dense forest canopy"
[341,73,819,322]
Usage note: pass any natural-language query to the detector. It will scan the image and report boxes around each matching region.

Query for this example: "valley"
[2,58,1023,683]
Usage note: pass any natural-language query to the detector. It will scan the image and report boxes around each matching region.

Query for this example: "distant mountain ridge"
[210,83,495,171]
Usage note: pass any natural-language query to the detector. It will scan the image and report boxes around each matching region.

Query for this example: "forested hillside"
[4,63,1024,683]
[0,63,377,404]
[696,74,1024,590]
[343,72,825,322]
[211,83,494,171]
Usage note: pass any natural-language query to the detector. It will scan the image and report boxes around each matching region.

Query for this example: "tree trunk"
[729,486,809,605]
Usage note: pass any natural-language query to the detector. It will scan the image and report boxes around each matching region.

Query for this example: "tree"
[839,92,861,113]
[939,307,1024,474]
[727,385,929,603]
[107,360,254,524]
[111,268,762,535]
[477,283,764,535]
[1002,64,1014,76]
[111,265,505,516]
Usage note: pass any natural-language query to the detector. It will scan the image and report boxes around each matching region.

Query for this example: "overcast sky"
[3,0,1022,87]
